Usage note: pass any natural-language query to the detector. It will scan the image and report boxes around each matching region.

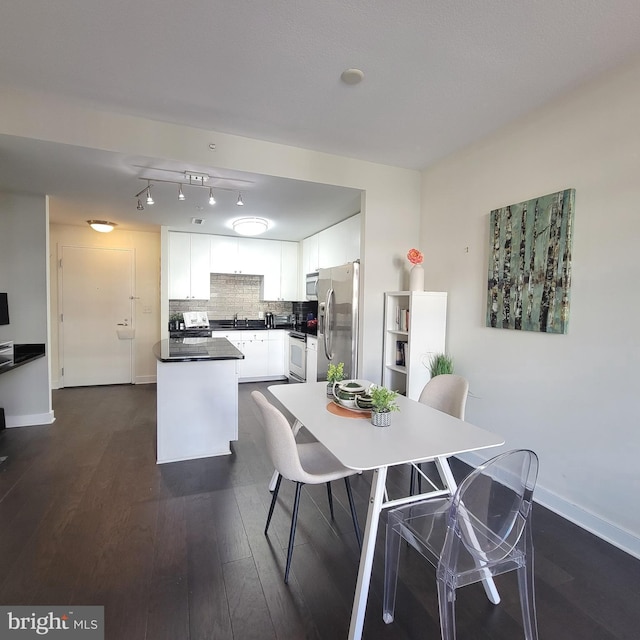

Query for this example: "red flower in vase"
[407,249,423,265]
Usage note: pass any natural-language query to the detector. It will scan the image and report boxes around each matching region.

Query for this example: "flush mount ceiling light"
[87,220,117,233]
[178,184,186,201]
[236,192,244,206]
[341,68,364,85]
[232,217,268,236]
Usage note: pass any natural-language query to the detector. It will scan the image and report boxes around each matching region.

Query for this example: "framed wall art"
[486,188,575,334]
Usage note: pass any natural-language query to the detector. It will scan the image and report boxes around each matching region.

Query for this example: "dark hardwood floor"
[0,382,638,639]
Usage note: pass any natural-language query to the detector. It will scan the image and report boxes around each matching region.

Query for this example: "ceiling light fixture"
[341,68,365,85]
[236,192,244,206]
[136,199,144,211]
[232,217,268,236]
[87,220,117,233]
[146,181,154,205]
[178,184,186,201]
[208,188,216,205]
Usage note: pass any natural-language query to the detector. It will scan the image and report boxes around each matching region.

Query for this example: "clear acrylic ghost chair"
[251,391,362,583]
[385,449,539,640]
[410,374,469,494]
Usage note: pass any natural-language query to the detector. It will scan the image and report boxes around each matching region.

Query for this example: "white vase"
[409,264,424,292]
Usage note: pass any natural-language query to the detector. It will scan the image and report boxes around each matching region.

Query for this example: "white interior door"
[61,246,133,387]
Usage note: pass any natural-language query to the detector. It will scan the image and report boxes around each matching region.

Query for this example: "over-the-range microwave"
[305,272,319,300]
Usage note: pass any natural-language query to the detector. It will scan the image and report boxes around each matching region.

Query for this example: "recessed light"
[341,68,364,85]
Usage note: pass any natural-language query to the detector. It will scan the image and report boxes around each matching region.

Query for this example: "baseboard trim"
[457,451,640,561]
[135,375,156,384]
[5,410,56,428]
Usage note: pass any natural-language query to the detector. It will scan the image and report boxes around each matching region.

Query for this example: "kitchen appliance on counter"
[317,261,359,381]
[288,331,307,382]
[274,313,294,327]
[182,311,209,328]
[264,312,274,328]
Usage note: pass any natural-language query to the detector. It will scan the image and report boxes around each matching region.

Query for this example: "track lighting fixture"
[87,220,117,233]
[146,181,154,205]
[133,175,251,209]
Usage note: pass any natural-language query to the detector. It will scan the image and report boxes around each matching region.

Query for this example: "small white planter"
[371,410,391,427]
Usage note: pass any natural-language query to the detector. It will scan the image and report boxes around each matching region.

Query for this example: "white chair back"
[418,374,469,419]
[251,390,307,483]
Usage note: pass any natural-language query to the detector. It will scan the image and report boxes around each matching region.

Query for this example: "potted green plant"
[428,353,454,378]
[326,362,345,396]
[369,385,399,427]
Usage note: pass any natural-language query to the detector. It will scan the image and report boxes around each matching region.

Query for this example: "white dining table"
[268,381,505,640]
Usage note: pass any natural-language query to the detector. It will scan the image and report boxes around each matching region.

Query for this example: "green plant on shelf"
[428,353,454,377]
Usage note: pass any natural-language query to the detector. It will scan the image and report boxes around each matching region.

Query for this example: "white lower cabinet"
[215,330,287,381]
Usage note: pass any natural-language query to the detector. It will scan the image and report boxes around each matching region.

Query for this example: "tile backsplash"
[169,273,293,320]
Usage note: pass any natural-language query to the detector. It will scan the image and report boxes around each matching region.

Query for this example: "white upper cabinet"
[208,235,299,301]
[168,232,211,299]
[209,236,239,274]
[279,241,300,301]
[302,234,320,274]
[318,213,361,268]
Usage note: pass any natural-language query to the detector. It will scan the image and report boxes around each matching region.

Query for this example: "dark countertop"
[0,343,46,376]
[154,337,245,362]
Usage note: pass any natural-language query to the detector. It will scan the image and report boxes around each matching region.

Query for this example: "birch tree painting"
[486,189,575,334]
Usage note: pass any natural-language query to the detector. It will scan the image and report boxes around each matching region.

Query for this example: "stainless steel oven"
[288,331,307,382]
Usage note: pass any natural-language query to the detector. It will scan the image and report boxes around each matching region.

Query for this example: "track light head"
[208,188,216,205]
[136,199,144,211]
[146,183,154,205]
[178,184,186,201]
[237,192,244,206]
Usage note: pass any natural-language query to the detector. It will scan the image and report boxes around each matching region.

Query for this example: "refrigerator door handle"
[323,287,334,361]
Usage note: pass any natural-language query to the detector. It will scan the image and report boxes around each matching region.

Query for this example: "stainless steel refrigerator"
[317,261,360,381]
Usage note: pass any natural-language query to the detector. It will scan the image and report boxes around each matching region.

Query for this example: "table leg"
[435,456,501,605]
[348,466,388,640]
[268,419,303,491]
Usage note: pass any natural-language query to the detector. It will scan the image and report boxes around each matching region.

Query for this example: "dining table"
[268,381,505,640]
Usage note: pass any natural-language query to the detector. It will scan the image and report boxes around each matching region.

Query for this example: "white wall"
[0,88,421,383]
[420,57,640,557]
[48,220,161,387]
[0,193,53,426]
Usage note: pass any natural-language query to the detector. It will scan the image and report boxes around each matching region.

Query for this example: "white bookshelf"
[382,291,447,400]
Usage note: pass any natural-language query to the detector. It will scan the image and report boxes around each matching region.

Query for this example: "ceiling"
[1,1,640,239]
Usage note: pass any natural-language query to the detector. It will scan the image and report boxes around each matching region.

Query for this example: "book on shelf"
[395,340,406,367]
[395,308,410,331]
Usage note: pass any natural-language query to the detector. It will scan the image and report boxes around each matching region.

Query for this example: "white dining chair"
[251,390,362,583]
[411,374,469,494]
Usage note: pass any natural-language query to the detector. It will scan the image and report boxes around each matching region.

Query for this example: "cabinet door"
[239,335,269,378]
[302,235,319,274]
[254,240,282,300]
[280,241,299,301]
[318,223,345,268]
[267,331,286,376]
[341,214,361,264]
[237,238,268,275]
[168,232,192,299]
[210,236,239,273]
[190,234,211,299]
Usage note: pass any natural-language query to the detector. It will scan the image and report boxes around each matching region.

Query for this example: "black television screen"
[0,293,9,325]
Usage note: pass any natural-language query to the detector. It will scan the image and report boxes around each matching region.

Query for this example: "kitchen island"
[153,337,244,464]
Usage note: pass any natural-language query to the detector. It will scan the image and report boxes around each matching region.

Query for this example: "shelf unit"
[382,291,447,400]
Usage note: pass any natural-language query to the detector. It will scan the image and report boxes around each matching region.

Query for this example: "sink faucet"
[233,313,238,328]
